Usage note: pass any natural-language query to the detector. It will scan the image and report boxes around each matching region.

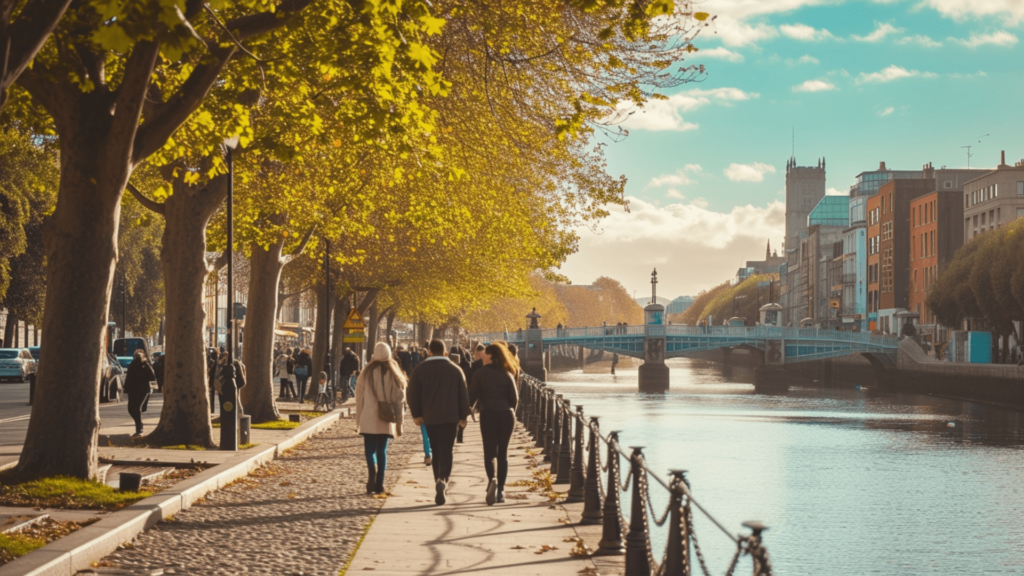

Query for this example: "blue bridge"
[471,324,900,391]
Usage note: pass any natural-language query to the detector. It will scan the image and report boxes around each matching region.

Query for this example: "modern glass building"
[850,162,923,198]
[808,195,850,228]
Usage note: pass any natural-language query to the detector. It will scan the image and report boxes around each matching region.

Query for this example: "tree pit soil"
[0,517,99,567]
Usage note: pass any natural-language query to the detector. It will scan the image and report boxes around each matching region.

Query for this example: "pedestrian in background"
[449,349,469,444]
[275,347,296,400]
[356,342,407,495]
[408,339,470,505]
[469,342,519,505]
[295,347,313,402]
[125,349,156,437]
[467,344,485,383]
[207,347,219,414]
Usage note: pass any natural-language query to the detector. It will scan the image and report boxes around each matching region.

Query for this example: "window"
[945,181,952,189]
[982,212,986,225]
[973,191,977,204]
[974,215,979,228]
[921,234,924,259]
[989,210,994,228]
[1018,207,1024,220]
[931,231,935,256]
[1018,182,1024,197]
[995,184,998,197]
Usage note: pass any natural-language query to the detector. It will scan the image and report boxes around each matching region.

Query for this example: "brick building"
[908,191,965,324]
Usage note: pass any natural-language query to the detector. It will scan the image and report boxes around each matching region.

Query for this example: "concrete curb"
[0,410,342,576]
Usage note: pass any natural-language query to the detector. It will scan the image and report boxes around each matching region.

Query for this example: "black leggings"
[128,392,149,434]
[479,409,515,487]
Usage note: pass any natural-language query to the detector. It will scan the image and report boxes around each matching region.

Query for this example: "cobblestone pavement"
[82,417,419,576]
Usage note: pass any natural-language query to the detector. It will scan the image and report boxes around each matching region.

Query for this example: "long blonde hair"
[365,358,408,389]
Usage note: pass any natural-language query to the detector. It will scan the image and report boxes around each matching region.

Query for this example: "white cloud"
[724,162,777,182]
[878,106,895,117]
[826,187,847,196]
[710,18,778,47]
[852,22,904,42]
[856,65,938,84]
[920,0,1024,25]
[795,54,819,64]
[666,189,685,199]
[780,23,837,41]
[617,88,760,132]
[695,46,745,62]
[792,79,838,92]
[949,30,1019,48]
[895,34,942,47]
[948,71,988,79]
[561,196,785,296]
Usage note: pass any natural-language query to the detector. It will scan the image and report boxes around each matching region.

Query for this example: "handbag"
[295,365,308,378]
[367,366,398,424]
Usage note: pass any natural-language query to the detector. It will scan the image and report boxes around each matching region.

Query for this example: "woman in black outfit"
[468,342,519,505]
[125,350,156,437]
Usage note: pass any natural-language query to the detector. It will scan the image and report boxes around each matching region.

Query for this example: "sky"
[558,0,1024,302]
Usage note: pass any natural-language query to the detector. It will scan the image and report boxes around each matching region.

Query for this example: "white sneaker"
[424,456,432,465]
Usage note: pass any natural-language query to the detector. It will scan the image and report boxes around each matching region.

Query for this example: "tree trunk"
[330,293,350,382]
[240,240,285,423]
[416,322,432,345]
[385,307,396,348]
[144,184,223,448]
[308,282,330,400]
[367,301,379,347]
[15,147,126,480]
[3,313,17,348]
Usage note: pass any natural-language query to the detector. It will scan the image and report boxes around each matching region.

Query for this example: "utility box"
[949,331,992,363]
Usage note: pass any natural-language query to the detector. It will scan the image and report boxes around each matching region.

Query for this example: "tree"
[13,0,444,478]
[678,281,730,325]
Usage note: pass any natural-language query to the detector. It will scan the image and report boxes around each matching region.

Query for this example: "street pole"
[122,271,127,338]
[221,137,240,451]
[325,238,332,384]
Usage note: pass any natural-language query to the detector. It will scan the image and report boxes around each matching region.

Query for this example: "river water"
[546,358,1024,575]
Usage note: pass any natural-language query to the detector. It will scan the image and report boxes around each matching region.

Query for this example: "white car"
[0,348,36,383]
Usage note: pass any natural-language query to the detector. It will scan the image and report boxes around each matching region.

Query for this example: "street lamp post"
[324,238,332,385]
[221,136,240,451]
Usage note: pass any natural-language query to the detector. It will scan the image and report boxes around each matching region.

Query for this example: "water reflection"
[548,358,1024,575]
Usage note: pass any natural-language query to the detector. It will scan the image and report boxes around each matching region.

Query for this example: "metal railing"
[473,324,898,349]
[517,373,773,576]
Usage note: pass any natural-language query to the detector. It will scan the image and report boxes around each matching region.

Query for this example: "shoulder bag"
[368,365,398,424]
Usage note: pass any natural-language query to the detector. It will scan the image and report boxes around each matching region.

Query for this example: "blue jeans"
[420,424,431,458]
[296,375,309,400]
[363,434,390,476]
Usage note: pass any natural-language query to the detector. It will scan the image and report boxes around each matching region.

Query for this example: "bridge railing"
[517,373,773,576]
[471,324,899,349]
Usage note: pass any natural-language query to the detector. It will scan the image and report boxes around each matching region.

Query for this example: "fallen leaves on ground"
[534,544,558,555]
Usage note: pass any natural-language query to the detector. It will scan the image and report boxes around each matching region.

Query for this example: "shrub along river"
[547,358,1024,575]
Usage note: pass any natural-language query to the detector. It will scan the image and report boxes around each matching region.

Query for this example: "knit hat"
[372,342,392,362]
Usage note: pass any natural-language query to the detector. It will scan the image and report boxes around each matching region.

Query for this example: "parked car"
[100,353,122,403]
[27,347,40,382]
[112,337,150,359]
[0,348,36,383]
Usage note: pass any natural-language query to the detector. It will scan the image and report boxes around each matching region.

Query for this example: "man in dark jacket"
[467,344,485,383]
[396,345,413,375]
[408,339,470,505]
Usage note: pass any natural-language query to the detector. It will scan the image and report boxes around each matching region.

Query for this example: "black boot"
[373,471,385,495]
[495,486,505,503]
[366,467,376,495]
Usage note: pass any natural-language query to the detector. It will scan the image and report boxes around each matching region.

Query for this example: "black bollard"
[119,472,143,492]
[624,446,650,575]
[544,390,556,461]
[534,387,547,448]
[580,417,604,525]
[239,415,251,446]
[663,470,691,576]
[521,382,532,429]
[566,405,586,502]
[548,394,562,466]
[219,363,238,451]
[596,432,625,556]
[556,398,572,484]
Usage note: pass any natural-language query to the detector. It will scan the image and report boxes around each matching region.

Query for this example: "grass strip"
[0,533,45,558]
[0,476,151,511]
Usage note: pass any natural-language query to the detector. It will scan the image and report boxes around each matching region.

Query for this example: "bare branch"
[125,182,166,215]
[0,0,73,109]
[287,226,317,258]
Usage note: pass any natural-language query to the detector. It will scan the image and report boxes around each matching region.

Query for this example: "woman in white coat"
[356,342,407,494]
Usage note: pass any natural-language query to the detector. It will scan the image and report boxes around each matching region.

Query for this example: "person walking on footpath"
[356,343,407,495]
[469,343,520,505]
[295,347,313,403]
[125,349,156,437]
[408,339,470,505]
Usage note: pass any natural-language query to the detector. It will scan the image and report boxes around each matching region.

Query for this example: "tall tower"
[784,156,826,252]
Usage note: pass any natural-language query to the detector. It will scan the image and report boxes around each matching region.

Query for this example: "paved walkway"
[346,421,598,576]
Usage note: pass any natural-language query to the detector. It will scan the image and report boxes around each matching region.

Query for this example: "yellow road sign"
[342,308,365,330]
[343,330,366,343]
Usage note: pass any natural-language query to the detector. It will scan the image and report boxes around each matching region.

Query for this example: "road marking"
[0,415,31,424]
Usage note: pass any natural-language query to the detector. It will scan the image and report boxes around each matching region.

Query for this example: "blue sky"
[560,0,1024,302]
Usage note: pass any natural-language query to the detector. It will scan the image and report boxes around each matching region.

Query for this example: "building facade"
[963,152,1024,242]
[784,157,826,253]
[908,190,965,325]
